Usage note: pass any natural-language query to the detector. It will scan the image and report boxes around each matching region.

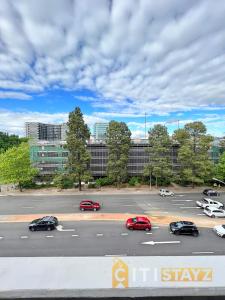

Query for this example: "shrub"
[128,177,141,186]
[53,174,74,189]
[95,177,114,187]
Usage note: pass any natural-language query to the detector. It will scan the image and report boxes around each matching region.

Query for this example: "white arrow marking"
[142,240,181,245]
[56,225,75,232]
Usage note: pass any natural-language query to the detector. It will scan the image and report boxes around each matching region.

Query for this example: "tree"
[0,142,38,191]
[0,131,28,154]
[66,107,91,191]
[106,121,131,187]
[173,122,213,187]
[214,152,225,181]
[144,124,172,188]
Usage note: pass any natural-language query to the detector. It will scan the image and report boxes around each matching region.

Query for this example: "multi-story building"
[93,123,109,141]
[30,140,180,177]
[25,122,67,141]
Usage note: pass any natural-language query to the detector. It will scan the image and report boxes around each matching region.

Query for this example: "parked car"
[213,225,225,238]
[126,216,151,231]
[159,189,174,197]
[170,221,199,236]
[29,216,58,231]
[203,189,220,196]
[204,206,225,218]
[79,200,101,211]
[196,198,223,209]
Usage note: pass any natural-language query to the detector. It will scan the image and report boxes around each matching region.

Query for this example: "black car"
[203,189,220,196]
[29,216,58,231]
[170,221,199,237]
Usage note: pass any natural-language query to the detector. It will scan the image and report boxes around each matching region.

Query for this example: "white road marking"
[105,254,127,257]
[177,195,184,197]
[182,207,200,209]
[22,206,34,209]
[122,204,136,206]
[142,240,181,245]
[96,233,104,237]
[56,225,75,232]
[172,199,193,202]
[145,232,153,235]
[72,234,79,237]
[152,226,160,229]
[173,203,184,206]
[121,233,128,236]
[20,236,28,239]
[46,235,54,238]
[197,213,205,216]
[0,237,4,239]
[192,252,214,254]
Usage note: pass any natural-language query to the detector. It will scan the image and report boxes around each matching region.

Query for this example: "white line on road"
[142,240,181,245]
[22,206,34,209]
[197,213,205,216]
[152,226,160,229]
[46,235,54,238]
[105,254,127,257]
[121,233,128,236]
[192,252,214,254]
[122,205,136,207]
[72,234,79,237]
[172,199,193,202]
[145,232,153,235]
[20,236,28,239]
[173,203,184,206]
[0,237,4,239]
[182,207,200,209]
[96,233,104,237]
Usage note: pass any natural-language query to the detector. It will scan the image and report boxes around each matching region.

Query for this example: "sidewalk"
[0,185,224,196]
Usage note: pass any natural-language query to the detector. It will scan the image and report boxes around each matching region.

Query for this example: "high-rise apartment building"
[93,123,109,141]
[25,122,67,141]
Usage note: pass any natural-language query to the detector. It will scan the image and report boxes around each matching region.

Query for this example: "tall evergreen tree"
[106,121,131,187]
[144,124,172,188]
[66,107,91,191]
[173,122,213,187]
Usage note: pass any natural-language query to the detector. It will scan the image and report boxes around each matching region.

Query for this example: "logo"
[161,268,213,282]
[112,258,129,288]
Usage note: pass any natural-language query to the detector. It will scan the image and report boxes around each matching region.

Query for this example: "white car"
[159,189,174,197]
[204,206,225,218]
[213,225,225,237]
[196,198,223,209]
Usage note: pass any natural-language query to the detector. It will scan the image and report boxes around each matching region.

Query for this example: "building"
[93,123,109,141]
[30,140,179,177]
[25,122,67,141]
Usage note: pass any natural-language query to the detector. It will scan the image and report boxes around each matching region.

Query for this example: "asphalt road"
[0,192,224,257]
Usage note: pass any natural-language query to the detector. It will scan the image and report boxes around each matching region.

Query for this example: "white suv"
[159,189,174,197]
[196,198,223,209]
[204,207,225,218]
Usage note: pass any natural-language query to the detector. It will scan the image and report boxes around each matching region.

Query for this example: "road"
[0,192,224,256]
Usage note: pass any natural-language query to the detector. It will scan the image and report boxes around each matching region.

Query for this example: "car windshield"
[222,225,225,229]
[132,218,137,222]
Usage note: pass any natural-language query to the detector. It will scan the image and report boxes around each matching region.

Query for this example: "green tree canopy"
[66,107,91,191]
[173,121,213,186]
[214,151,225,181]
[0,131,28,154]
[0,142,38,191]
[106,121,131,187]
[144,124,172,187]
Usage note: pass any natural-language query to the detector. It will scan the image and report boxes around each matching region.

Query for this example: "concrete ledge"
[1,287,225,299]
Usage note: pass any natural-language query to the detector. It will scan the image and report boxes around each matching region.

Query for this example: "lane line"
[172,200,193,202]
[173,204,184,206]
[46,235,54,238]
[152,226,160,229]
[197,213,206,216]
[96,233,104,237]
[121,233,128,236]
[192,252,214,254]
[0,237,4,239]
[145,232,153,235]
[72,234,79,237]
[105,254,127,257]
[22,206,34,209]
[20,236,28,239]
[182,207,201,209]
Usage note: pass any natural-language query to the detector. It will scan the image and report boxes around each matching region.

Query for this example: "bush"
[88,182,96,188]
[53,174,74,189]
[128,177,141,186]
[95,177,114,187]
[21,180,37,189]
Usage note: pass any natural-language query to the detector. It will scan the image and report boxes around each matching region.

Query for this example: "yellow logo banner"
[112,258,129,288]
[161,268,213,282]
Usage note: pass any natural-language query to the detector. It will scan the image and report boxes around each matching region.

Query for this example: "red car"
[126,216,151,231]
[79,200,101,211]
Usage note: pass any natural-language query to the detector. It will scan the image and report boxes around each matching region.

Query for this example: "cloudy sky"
[0,0,225,138]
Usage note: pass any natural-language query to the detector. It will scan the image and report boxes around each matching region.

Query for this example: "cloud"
[0,0,225,117]
[0,91,32,100]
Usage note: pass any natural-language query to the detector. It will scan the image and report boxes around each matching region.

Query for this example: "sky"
[0,0,225,138]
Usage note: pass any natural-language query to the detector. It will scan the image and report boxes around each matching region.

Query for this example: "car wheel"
[145,228,150,231]
[193,232,199,237]
[30,227,35,232]
[222,234,225,238]
[93,208,97,211]
[81,208,84,211]
[47,227,51,231]
[211,215,216,218]
[219,206,223,209]
[174,231,179,235]
[129,227,133,230]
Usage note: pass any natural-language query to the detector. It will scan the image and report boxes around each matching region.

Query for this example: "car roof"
[135,216,149,222]
[42,216,55,221]
[81,199,93,203]
[177,221,194,226]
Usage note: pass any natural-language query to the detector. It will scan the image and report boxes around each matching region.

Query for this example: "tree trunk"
[156,176,158,189]
[149,173,152,190]
[19,183,23,192]
[78,177,81,191]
